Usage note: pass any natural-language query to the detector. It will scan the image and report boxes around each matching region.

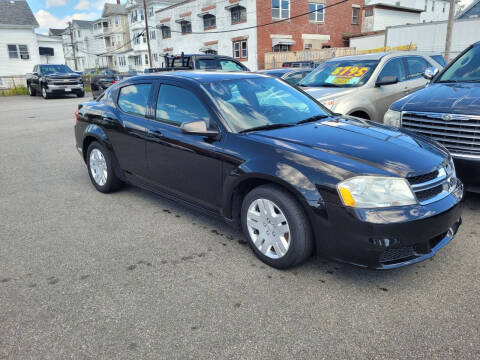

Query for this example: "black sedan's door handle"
[147,129,163,136]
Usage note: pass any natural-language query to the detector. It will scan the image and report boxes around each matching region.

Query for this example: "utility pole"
[444,0,456,61]
[68,21,78,70]
[143,0,153,68]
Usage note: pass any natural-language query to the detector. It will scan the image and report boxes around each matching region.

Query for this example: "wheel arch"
[81,126,126,181]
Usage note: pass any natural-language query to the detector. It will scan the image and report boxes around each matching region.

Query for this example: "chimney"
[117,0,120,4]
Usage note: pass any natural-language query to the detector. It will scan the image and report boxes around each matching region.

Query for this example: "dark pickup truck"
[145,53,249,73]
[26,64,84,99]
[384,41,480,191]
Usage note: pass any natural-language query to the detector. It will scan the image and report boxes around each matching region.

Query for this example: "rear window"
[117,84,152,117]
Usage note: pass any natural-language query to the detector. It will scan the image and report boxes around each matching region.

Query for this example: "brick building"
[256,0,363,69]
[153,0,363,70]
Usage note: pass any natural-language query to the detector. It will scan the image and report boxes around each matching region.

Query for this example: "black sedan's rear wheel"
[241,185,313,269]
[86,141,122,193]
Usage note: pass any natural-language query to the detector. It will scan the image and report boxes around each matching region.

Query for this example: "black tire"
[77,91,85,98]
[241,184,313,269]
[28,84,36,96]
[86,141,122,193]
[41,86,49,99]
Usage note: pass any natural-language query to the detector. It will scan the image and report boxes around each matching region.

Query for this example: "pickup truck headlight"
[337,176,417,208]
[384,109,401,127]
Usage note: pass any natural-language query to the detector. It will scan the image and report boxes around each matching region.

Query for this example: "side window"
[117,83,152,117]
[406,57,431,80]
[197,59,217,70]
[219,60,245,71]
[378,58,407,82]
[156,85,212,127]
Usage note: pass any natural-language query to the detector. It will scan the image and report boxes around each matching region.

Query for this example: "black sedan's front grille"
[407,170,439,185]
[380,246,415,263]
[415,184,443,202]
[402,111,480,156]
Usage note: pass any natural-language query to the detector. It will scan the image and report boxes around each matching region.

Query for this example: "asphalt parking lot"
[0,94,479,359]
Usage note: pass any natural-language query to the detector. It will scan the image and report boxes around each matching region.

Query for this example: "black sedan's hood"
[393,82,480,115]
[249,117,448,178]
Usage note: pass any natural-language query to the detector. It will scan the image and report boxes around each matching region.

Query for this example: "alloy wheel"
[246,198,291,259]
[89,148,108,186]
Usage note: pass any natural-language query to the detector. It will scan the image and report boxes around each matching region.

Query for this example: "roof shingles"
[0,0,39,27]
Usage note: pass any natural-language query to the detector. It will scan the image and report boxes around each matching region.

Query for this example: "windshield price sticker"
[326,66,370,85]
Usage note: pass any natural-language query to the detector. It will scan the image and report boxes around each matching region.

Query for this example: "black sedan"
[74,72,463,269]
[90,69,121,98]
[258,68,311,86]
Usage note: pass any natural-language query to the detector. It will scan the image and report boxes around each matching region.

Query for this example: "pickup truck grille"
[52,80,79,86]
[402,111,480,157]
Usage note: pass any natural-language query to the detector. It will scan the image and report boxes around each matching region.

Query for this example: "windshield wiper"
[437,79,459,83]
[239,123,294,134]
[296,114,330,125]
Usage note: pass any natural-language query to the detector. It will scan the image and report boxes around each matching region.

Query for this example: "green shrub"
[0,86,29,96]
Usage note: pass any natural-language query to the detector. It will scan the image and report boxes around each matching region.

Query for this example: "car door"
[103,81,154,180]
[371,57,409,120]
[144,81,224,211]
[403,56,432,93]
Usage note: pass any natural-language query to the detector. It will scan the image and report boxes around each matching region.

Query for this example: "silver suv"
[299,52,444,123]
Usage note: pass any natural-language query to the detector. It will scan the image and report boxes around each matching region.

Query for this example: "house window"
[140,9,144,21]
[233,39,247,58]
[7,44,28,59]
[131,10,138,23]
[273,44,290,52]
[148,7,154,17]
[77,30,81,38]
[365,8,373,16]
[309,3,324,22]
[134,32,141,45]
[231,6,246,24]
[150,30,156,40]
[145,54,149,65]
[134,56,142,66]
[115,16,119,25]
[153,53,158,62]
[272,0,289,19]
[162,26,171,38]
[181,21,192,34]
[203,14,216,29]
[352,7,360,25]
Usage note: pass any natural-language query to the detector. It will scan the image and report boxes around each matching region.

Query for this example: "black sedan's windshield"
[437,45,480,83]
[203,77,329,133]
[40,65,73,74]
[300,59,379,88]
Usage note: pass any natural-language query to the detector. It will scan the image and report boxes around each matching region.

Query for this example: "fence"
[0,76,27,90]
[264,47,356,69]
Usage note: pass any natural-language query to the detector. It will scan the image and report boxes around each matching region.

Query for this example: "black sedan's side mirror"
[423,67,439,80]
[376,75,399,87]
[181,120,219,138]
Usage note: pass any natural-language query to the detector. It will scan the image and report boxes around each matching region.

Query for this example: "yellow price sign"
[330,66,369,78]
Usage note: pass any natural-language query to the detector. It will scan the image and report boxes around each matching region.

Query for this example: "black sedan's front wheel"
[241,185,313,269]
[86,141,122,193]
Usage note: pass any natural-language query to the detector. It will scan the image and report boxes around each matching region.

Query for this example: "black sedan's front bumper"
[313,182,464,269]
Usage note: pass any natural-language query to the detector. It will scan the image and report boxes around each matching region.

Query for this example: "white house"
[0,0,64,77]
[154,0,258,70]
[125,0,181,71]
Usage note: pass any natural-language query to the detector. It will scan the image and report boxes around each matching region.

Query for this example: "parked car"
[258,68,312,85]
[282,61,316,68]
[385,42,480,191]
[75,72,463,269]
[299,52,444,123]
[26,64,84,99]
[90,69,120,98]
[147,53,250,72]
